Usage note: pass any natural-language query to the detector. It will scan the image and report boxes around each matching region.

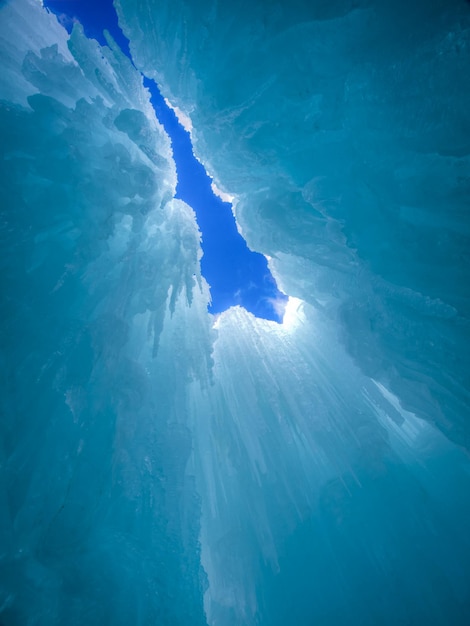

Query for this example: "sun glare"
[281,296,304,330]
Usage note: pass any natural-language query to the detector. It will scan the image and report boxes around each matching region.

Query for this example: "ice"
[1,0,470,624]
[0,1,207,623]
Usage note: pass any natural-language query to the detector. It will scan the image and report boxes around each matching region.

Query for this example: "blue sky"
[44,0,287,322]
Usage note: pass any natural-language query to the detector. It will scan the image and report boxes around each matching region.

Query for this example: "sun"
[281,296,304,330]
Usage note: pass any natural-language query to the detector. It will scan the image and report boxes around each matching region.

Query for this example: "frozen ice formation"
[1,0,470,625]
[0,1,208,623]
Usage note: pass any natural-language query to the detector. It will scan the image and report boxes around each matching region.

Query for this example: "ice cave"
[1,0,470,624]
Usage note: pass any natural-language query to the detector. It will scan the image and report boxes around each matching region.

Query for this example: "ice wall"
[1,0,470,625]
[0,1,209,623]
[191,304,470,625]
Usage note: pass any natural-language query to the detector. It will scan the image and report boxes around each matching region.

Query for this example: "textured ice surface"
[0,1,208,623]
[1,0,470,625]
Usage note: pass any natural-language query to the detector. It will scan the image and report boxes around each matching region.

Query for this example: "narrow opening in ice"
[44,0,288,323]
[142,77,289,322]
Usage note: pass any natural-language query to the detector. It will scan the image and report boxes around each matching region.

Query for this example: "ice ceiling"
[0,0,469,624]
